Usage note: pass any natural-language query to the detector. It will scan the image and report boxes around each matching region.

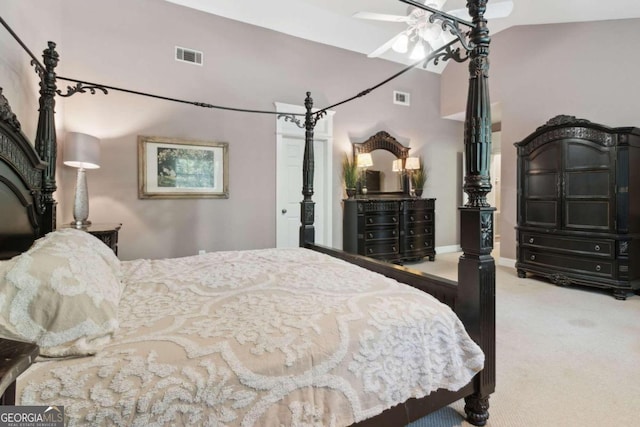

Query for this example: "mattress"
[17,247,484,426]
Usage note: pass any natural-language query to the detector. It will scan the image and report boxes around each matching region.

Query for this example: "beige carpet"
[403,250,640,427]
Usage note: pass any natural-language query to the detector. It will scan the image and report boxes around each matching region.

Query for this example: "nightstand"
[62,223,122,255]
[0,338,39,405]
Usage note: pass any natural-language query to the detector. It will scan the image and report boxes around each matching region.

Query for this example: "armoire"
[515,115,640,300]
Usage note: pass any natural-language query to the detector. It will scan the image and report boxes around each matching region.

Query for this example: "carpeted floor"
[404,249,640,427]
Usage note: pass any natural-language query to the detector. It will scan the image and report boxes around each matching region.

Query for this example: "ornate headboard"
[0,89,47,259]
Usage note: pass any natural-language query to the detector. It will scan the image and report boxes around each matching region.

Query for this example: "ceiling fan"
[354,0,514,59]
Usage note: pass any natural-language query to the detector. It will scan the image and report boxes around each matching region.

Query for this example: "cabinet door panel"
[527,173,557,197]
[566,171,610,197]
[525,201,558,227]
[565,141,610,169]
[565,201,610,230]
[527,143,560,172]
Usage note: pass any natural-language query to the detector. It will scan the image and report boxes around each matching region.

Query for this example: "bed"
[0,1,496,426]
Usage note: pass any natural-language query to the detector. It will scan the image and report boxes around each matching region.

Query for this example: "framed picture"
[138,136,229,199]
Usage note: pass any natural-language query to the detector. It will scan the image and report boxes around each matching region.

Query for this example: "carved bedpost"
[299,92,316,246]
[456,1,496,426]
[34,41,59,234]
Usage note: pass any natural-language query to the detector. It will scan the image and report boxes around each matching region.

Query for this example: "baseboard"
[498,257,516,268]
[436,245,461,254]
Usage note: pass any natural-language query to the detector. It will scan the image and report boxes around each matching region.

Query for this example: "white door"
[275,102,334,248]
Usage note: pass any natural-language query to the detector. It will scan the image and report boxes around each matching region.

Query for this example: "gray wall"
[442,18,640,261]
[1,0,463,260]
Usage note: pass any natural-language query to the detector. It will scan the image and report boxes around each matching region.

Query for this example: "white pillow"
[0,229,123,357]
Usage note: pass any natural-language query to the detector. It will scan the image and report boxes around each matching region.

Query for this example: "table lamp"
[357,153,373,195]
[63,132,100,227]
[404,156,420,196]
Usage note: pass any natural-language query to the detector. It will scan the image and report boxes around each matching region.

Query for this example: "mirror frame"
[352,131,410,195]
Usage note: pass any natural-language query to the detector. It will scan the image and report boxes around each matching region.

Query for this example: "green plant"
[342,154,359,189]
[411,157,427,189]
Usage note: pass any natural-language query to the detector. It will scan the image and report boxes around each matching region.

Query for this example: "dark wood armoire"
[515,115,640,299]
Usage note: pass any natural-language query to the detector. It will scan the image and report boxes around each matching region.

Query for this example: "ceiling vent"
[175,46,203,66]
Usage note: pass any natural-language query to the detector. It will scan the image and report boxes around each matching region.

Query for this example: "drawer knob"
[392,246,396,252]
[410,244,414,249]
[368,248,373,254]
[368,233,373,239]
[596,265,601,272]
[409,230,414,235]
[392,217,397,223]
[530,255,536,261]
[529,237,534,244]
[595,245,600,251]
[424,215,428,220]
[410,216,415,221]
[368,218,373,224]
[392,230,397,236]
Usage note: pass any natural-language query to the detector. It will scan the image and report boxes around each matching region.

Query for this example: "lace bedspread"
[18,248,484,426]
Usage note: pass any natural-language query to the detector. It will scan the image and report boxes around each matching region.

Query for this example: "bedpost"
[34,41,59,234]
[299,92,315,246]
[456,1,496,426]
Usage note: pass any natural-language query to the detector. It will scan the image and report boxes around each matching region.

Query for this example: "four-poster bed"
[0,1,496,425]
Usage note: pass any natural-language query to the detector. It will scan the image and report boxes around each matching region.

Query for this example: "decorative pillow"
[0,229,123,357]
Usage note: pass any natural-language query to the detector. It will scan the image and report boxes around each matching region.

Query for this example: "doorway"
[275,102,334,248]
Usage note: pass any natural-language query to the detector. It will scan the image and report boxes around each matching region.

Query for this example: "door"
[275,102,334,248]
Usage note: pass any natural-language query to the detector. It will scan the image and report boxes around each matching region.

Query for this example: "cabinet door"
[522,142,561,228]
[562,140,614,232]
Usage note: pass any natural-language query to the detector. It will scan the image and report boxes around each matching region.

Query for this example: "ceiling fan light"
[392,33,409,53]
[410,42,426,60]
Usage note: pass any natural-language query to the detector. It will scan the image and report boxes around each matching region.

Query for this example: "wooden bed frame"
[0,1,495,425]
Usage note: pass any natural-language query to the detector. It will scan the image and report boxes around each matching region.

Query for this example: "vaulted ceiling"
[165,0,640,72]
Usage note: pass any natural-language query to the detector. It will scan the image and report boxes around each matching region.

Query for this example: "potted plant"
[411,157,427,197]
[342,154,358,198]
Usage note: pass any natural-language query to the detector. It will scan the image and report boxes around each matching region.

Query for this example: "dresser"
[343,197,435,263]
[515,115,640,299]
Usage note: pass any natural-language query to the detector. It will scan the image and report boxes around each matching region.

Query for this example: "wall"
[50,0,463,260]
[441,18,640,262]
[0,1,62,140]
[1,0,463,260]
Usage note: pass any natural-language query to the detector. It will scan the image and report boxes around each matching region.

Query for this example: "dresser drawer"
[364,227,398,241]
[363,214,399,227]
[405,224,433,237]
[364,242,399,256]
[522,248,613,278]
[405,211,433,224]
[522,232,614,257]
[403,236,433,251]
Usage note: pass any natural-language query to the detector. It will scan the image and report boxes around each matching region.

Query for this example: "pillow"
[0,229,123,357]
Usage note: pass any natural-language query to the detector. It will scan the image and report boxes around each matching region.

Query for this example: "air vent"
[393,90,410,106]
[175,46,203,66]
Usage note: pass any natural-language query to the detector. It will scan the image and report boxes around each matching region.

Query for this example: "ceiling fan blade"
[367,31,406,58]
[447,0,513,20]
[353,11,410,22]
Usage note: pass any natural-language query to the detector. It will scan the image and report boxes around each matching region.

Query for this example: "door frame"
[275,102,334,247]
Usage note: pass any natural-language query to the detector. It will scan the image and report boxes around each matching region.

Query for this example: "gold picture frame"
[137,136,229,199]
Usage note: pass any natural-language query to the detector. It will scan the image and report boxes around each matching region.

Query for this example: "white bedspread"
[18,248,483,426]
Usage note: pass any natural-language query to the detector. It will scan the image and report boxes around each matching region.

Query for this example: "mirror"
[353,131,409,195]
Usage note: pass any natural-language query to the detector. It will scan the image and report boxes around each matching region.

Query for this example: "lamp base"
[70,220,92,228]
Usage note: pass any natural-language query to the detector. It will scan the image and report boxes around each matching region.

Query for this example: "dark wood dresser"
[515,115,640,299]
[343,197,435,263]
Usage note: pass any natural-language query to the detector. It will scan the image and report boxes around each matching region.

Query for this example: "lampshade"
[410,42,426,60]
[392,158,403,172]
[357,153,373,168]
[405,157,420,170]
[392,33,409,54]
[64,132,101,169]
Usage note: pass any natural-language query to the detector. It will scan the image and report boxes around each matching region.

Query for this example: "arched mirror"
[352,131,409,194]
